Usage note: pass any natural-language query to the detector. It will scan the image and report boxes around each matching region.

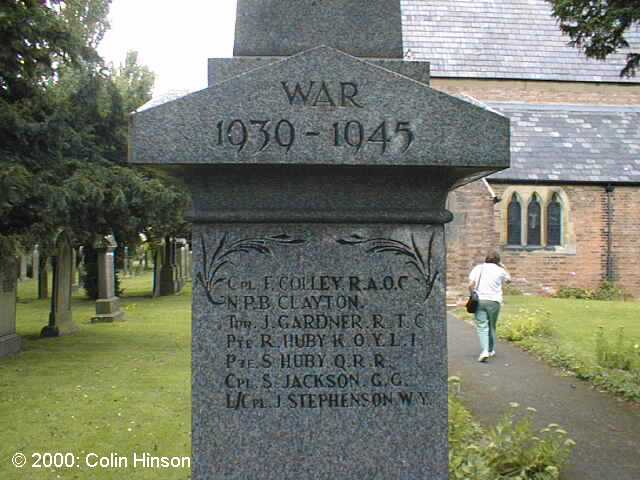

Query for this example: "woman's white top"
[468,263,511,303]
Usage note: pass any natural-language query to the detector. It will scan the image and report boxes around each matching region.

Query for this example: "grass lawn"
[500,296,640,363]
[1,273,191,480]
[455,295,640,400]
[1,276,578,479]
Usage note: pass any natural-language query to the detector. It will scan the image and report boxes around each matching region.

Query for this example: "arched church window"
[527,194,542,246]
[507,194,522,245]
[547,193,562,246]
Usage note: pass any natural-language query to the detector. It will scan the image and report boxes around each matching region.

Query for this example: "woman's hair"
[485,250,501,265]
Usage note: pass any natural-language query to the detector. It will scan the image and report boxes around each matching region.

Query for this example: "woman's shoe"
[478,351,489,362]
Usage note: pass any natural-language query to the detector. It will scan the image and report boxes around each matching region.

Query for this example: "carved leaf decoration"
[337,229,440,302]
[197,233,305,306]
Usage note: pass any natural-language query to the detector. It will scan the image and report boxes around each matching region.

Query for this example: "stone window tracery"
[527,194,542,246]
[507,193,522,245]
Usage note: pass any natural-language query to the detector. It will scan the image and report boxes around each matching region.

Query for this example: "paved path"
[447,314,640,480]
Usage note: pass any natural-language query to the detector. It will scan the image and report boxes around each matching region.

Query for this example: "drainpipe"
[605,184,615,282]
[482,178,501,203]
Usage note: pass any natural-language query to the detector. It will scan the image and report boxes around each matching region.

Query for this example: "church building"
[402,0,640,299]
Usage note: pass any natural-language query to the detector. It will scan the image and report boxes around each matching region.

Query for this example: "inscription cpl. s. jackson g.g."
[215,81,415,154]
[197,230,440,412]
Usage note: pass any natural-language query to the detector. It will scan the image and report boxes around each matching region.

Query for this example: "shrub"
[499,308,552,342]
[595,327,640,371]
[592,281,627,301]
[504,284,524,296]
[555,282,628,301]
[485,406,575,479]
[448,378,575,479]
[555,287,594,300]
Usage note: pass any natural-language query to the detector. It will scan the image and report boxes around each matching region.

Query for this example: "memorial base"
[92,297,125,323]
[0,334,21,358]
[160,266,180,296]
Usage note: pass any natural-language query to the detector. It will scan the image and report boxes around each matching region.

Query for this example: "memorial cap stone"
[131,46,508,172]
[233,0,403,58]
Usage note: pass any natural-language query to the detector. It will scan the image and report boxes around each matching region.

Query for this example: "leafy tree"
[0,0,88,260]
[111,50,155,114]
[548,0,640,77]
[0,1,190,302]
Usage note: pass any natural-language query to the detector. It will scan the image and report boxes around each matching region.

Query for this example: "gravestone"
[152,240,164,297]
[71,248,80,291]
[130,1,509,478]
[0,257,21,357]
[19,255,28,282]
[37,256,48,300]
[187,248,193,281]
[91,235,125,323]
[159,237,181,295]
[42,234,79,336]
[176,238,188,288]
[31,245,39,280]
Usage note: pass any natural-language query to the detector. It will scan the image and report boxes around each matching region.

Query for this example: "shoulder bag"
[465,266,483,314]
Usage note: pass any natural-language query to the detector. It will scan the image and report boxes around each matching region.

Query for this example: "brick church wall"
[431,79,640,106]
[445,181,498,301]
[439,78,639,300]
[610,186,640,297]
[446,183,640,300]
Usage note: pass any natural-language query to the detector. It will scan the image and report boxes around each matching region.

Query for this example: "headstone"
[187,248,193,281]
[0,257,21,357]
[77,246,85,288]
[176,238,188,288]
[122,246,130,277]
[71,248,80,291]
[152,241,164,297]
[42,234,79,336]
[37,256,48,299]
[19,255,28,282]
[130,1,509,478]
[31,245,40,280]
[91,235,125,323]
[159,237,181,295]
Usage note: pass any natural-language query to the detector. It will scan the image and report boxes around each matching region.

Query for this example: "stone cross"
[91,235,125,323]
[130,1,509,478]
[0,257,21,357]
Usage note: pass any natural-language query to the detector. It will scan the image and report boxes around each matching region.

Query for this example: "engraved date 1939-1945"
[215,119,415,155]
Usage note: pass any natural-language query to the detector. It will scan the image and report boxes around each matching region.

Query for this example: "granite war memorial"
[130,0,509,478]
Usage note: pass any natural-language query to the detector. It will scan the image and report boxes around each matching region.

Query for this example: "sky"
[99,0,237,97]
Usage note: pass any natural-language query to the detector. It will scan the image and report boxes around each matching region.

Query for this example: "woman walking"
[468,251,511,362]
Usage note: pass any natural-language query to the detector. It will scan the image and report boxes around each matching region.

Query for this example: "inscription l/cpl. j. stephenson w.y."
[214,81,415,155]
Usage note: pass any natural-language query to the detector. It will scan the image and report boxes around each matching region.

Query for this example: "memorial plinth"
[129,3,509,478]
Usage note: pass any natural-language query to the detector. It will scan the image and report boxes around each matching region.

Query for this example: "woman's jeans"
[474,300,501,353]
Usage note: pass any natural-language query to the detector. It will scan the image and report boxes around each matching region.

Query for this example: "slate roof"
[488,103,640,183]
[402,0,640,83]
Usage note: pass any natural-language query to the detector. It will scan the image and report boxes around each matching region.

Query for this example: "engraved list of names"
[193,224,445,415]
